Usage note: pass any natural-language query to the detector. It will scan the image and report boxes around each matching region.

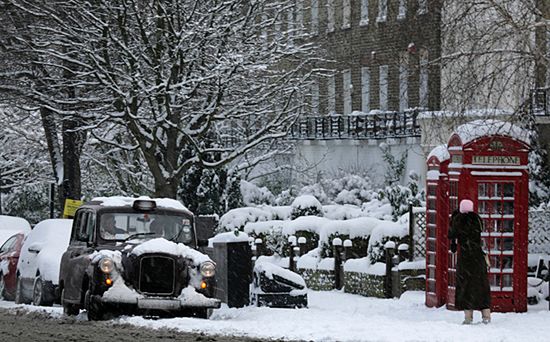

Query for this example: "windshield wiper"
[125,232,156,241]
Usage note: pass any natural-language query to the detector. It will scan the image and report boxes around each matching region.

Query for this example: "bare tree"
[0,0,320,199]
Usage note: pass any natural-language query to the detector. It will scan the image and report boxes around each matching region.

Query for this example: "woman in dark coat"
[449,199,491,324]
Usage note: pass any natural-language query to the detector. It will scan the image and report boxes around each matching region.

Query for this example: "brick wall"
[304,0,442,115]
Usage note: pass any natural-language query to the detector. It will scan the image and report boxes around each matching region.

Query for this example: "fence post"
[298,237,307,256]
[288,236,297,272]
[408,202,415,261]
[343,239,353,261]
[384,241,396,298]
[333,237,343,290]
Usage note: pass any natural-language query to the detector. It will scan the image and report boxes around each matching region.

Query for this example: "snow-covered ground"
[2,290,550,341]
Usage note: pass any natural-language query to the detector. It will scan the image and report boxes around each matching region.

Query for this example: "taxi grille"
[139,256,175,295]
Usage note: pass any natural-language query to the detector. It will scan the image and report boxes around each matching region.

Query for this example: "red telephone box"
[425,146,450,307]
[426,119,530,313]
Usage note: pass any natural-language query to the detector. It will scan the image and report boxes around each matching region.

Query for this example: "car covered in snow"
[15,219,73,306]
[59,197,220,320]
[0,215,31,247]
[0,232,26,300]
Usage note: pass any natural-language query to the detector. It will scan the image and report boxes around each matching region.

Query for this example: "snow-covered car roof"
[90,196,193,215]
[0,215,31,247]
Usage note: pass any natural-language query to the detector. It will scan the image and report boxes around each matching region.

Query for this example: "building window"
[342,0,351,29]
[377,0,387,23]
[328,75,336,114]
[399,52,409,111]
[360,0,369,26]
[343,70,352,115]
[361,67,370,112]
[311,0,319,35]
[398,0,406,20]
[312,79,320,115]
[419,49,429,108]
[379,65,388,111]
[327,0,335,33]
[418,0,428,15]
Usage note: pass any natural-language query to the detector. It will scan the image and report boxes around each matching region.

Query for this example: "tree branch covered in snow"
[1,0,322,198]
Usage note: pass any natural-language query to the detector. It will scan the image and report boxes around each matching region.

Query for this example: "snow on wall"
[291,138,426,190]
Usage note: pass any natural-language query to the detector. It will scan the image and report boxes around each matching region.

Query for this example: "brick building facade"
[302,0,442,115]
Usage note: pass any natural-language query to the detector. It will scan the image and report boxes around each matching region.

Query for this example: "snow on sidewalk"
[2,290,550,341]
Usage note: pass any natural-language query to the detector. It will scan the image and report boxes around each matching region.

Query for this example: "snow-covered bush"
[298,183,328,204]
[240,180,275,206]
[379,171,424,221]
[290,195,323,219]
[274,189,296,206]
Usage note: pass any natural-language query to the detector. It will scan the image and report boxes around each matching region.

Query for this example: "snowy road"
[1,291,550,341]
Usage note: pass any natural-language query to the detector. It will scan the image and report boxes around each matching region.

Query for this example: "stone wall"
[343,271,386,298]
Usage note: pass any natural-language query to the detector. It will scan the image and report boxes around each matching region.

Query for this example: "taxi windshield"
[99,212,194,244]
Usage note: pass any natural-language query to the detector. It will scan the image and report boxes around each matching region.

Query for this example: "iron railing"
[289,110,422,140]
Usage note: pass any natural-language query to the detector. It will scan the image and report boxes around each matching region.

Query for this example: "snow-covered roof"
[453,119,530,145]
[0,215,31,246]
[91,196,191,213]
[427,144,450,162]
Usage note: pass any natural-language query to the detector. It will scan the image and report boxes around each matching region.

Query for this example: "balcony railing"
[289,110,422,140]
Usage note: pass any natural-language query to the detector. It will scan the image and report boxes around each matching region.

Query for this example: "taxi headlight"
[99,257,114,274]
[200,261,215,277]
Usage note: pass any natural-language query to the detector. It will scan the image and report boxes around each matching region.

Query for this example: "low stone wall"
[343,271,386,298]
[297,268,335,291]
[392,269,426,298]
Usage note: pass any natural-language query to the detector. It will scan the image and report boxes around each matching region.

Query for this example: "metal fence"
[410,207,550,259]
[289,110,422,140]
[410,206,426,259]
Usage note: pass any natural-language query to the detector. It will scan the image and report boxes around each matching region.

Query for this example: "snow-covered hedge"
[290,195,323,219]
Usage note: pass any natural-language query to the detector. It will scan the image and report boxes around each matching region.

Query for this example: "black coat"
[449,211,491,310]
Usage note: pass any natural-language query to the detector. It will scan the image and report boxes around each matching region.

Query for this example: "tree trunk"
[535,0,549,89]
[58,117,85,213]
[153,178,178,199]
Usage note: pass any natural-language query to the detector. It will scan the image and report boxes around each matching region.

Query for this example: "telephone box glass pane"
[502,274,513,289]
[503,183,514,198]
[502,256,513,269]
[478,183,488,197]
[428,253,436,265]
[478,201,489,215]
[503,201,514,215]
[500,219,514,233]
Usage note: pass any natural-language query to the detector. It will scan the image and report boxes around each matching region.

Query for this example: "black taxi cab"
[59,197,220,320]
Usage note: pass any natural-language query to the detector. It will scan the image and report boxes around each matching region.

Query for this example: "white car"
[0,215,31,247]
[15,219,73,306]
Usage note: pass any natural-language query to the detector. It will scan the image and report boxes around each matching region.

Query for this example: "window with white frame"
[379,65,388,111]
[377,0,387,23]
[398,0,406,20]
[311,0,319,35]
[360,0,369,26]
[311,80,320,115]
[328,75,336,114]
[343,70,352,115]
[342,0,351,29]
[399,52,409,111]
[327,0,335,33]
[361,67,370,112]
[418,0,428,14]
[419,49,429,108]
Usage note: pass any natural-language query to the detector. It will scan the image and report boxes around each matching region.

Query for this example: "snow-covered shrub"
[379,171,424,221]
[217,207,273,233]
[240,180,274,206]
[298,183,329,204]
[366,215,409,264]
[321,172,375,205]
[290,195,323,219]
[317,217,379,258]
[274,189,296,206]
